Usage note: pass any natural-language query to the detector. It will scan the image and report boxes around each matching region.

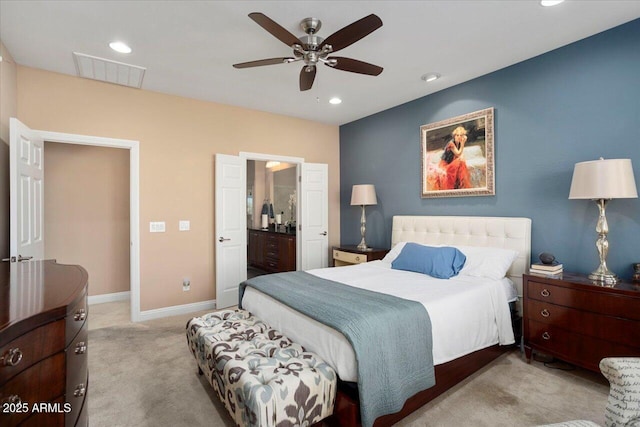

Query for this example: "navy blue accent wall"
[340,19,640,280]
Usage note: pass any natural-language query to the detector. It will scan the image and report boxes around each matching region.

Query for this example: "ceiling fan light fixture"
[329,97,342,105]
[109,41,132,54]
[421,73,440,82]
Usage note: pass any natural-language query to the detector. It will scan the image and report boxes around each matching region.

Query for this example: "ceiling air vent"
[73,52,146,89]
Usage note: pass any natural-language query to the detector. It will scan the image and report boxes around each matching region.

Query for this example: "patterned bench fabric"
[186,309,337,427]
[537,422,601,427]
[600,358,640,427]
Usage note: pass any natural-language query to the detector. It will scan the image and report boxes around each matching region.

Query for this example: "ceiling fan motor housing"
[300,17,321,34]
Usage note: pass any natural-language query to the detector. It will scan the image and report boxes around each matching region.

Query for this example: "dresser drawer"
[526,299,640,347]
[526,280,640,320]
[526,319,640,372]
[19,396,65,427]
[333,250,367,265]
[65,366,88,427]
[0,353,66,425]
[65,293,87,346]
[65,308,88,427]
[0,320,65,385]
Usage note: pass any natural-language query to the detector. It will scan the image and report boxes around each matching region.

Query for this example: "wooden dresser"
[332,246,388,267]
[523,272,640,372]
[1,260,89,427]
[248,229,296,273]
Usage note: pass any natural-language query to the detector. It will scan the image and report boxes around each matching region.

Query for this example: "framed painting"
[420,107,494,198]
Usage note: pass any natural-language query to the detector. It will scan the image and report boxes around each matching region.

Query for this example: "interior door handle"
[218,237,231,242]
[2,255,32,262]
[319,231,327,236]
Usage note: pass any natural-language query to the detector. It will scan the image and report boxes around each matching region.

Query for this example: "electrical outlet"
[183,278,190,292]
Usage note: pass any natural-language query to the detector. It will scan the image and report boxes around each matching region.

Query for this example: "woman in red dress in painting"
[436,126,472,190]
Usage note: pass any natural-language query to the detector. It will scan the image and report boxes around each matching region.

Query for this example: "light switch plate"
[179,220,190,231]
[150,221,166,232]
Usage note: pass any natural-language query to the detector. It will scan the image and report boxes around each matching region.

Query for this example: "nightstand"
[332,245,389,267]
[523,272,640,373]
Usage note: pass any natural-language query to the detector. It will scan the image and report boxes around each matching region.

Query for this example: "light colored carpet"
[88,301,609,426]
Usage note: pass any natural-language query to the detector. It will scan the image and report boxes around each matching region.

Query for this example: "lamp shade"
[569,158,638,200]
[351,184,377,206]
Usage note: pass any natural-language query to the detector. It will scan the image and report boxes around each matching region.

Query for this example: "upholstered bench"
[186,309,337,427]
[537,357,640,427]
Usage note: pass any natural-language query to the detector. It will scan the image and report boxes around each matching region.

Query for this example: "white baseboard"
[88,291,131,305]
[137,300,217,322]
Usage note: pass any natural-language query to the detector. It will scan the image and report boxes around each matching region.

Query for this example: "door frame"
[239,152,304,269]
[36,130,141,322]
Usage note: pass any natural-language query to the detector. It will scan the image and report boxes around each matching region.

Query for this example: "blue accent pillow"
[391,243,466,279]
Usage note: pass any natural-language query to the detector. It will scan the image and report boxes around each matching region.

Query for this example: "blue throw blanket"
[239,271,435,427]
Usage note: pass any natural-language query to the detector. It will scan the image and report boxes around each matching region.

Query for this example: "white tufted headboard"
[391,215,531,299]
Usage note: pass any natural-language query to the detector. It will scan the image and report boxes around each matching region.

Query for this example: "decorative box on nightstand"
[332,246,389,267]
[523,272,640,373]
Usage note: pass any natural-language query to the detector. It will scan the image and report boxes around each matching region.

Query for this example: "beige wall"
[44,142,130,296]
[17,66,340,311]
[0,41,18,259]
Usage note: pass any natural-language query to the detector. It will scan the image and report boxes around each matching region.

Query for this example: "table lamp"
[569,158,637,285]
[351,184,377,251]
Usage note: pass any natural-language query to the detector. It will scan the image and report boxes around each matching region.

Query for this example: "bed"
[241,215,531,426]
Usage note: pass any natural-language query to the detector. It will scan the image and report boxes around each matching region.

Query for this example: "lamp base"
[356,238,371,251]
[588,270,620,286]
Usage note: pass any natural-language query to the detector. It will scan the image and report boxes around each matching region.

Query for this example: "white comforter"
[242,260,515,382]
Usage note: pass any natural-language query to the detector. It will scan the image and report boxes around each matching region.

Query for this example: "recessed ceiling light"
[109,41,132,54]
[540,0,564,6]
[329,97,342,105]
[421,73,441,82]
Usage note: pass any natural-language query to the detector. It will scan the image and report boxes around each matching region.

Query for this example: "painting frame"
[420,107,494,198]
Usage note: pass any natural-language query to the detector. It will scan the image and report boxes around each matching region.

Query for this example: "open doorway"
[35,128,141,322]
[44,142,130,303]
[246,159,297,279]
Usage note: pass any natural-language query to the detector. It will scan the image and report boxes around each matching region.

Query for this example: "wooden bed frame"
[332,344,508,426]
[330,215,532,426]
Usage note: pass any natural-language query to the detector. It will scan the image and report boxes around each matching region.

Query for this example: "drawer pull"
[1,348,23,367]
[74,384,86,397]
[540,289,550,297]
[74,309,86,321]
[355,256,361,262]
[542,332,551,340]
[6,395,22,405]
[75,342,87,355]
[540,309,550,318]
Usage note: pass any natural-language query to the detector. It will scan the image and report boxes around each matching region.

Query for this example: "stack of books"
[530,262,563,277]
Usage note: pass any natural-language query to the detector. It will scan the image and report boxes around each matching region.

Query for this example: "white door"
[215,154,247,308]
[9,118,45,262]
[299,163,329,270]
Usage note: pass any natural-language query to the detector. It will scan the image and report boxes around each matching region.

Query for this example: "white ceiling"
[2,1,639,126]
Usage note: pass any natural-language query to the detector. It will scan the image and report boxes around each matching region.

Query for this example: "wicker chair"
[538,358,640,427]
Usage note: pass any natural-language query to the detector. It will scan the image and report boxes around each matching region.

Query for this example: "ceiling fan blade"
[299,66,316,91]
[326,57,383,76]
[320,14,382,53]
[233,57,295,68]
[248,12,301,47]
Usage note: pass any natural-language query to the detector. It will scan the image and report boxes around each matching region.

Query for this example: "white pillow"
[383,242,518,280]
[456,245,519,280]
[381,242,407,263]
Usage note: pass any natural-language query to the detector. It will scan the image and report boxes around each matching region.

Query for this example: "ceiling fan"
[233,12,383,91]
